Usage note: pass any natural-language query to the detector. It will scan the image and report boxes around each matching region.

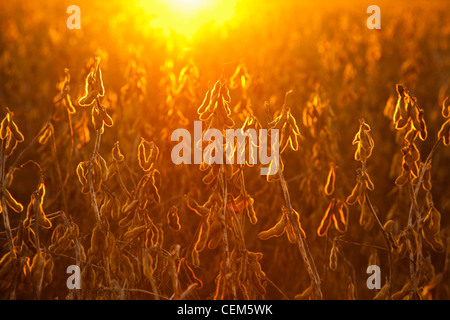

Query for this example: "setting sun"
[135,0,240,38]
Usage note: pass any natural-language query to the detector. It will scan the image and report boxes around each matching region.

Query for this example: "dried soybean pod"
[8,117,24,142]
[395,164,410,186]
[92,105,104,131]
[383,219,395,233]
[101,106,113,127]
[111,196,121,220]
[167,206,181,231]
[81,263,96,290]
[258,214,287,240]
[346,182,359,205]
[195,219,210,252]
[438,119,450,146]
[422,162,432,191]
[36,182,51,229]
[76,161,89,187]
[207,220,223,250]
[37,203,51,229]
[246,196,257,225]
[442,96,450,118]
[373,283,390,300]
[0,115,8,140]
[90,224,104,256]
[123,199,139,216]
[142,251,154,281]
[2,187,23,212]
[96,154,109,182]
[112,141,124,162]
[324,163,336,196]
[4,134,17,156]
[42,256,54,287]
[317,200,333,237]
[31,252,46,284]
[186,196,209,216]
[294,282,314,300]
[124,225,147,239]
[364,172,375,191]
[291,209,306,239]
[285,221,297,244]
[347,281,356,300]
[329,242,338,271]
[38,125,52,145]
[392,281,411,300]
[213,273,226,300]
[23,198,34,229]
[251,271,266,295]
[0,252,13,279]
[191,248,200,267]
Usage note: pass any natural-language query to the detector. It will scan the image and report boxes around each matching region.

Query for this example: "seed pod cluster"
[269,90,302,153]
[0,109,25,156]
[56,68,76,114]
[167,206,181,231]
[438,96,450,146]
[421,206,444,252]
[395,126,422,186]
[247,251,266,295]
[76,154,109,193]
[87,223,115,263]
[317,198,348,236]
[15,223,36,252]
[352,119,374,163]
[302,91,335,139]
[412,161,432,191]
[226,193,257,224]
[100,194,121,220]
[136,172,160,209]
[29,252,46,285]
[138,138,159,172]
[48,222,80,255]
[229,63,251,91]
[393,85,427,140]
[0,252,16,291]
[23,181,51,229]
[346,168,374,206]
[38,123,53,145]
[91,103,113,133]
[198,80,234,130]
[78,57,105,107]
[258,206,306,243]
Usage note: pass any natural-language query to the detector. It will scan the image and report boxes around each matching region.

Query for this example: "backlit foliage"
[0,0,450,300]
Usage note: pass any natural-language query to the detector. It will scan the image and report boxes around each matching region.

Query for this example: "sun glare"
[135,0,240,38]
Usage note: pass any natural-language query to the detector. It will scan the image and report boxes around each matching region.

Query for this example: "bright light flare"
[136,0,240,38]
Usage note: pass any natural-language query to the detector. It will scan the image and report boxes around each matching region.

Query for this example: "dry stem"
[278,168,323,299]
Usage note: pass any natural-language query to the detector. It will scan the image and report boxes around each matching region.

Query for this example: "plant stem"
[0,140,14,255]
[220,164,236,299]
[278,168,323,299]
[365,192,393,288]
[88,130,103,226]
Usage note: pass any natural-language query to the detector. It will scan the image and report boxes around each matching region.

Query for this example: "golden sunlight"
[135,0,240,38]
